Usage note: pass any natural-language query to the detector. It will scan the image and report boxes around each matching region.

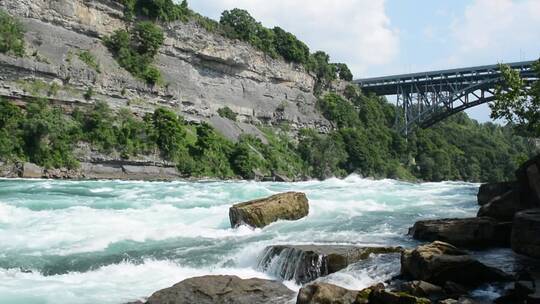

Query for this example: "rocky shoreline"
[119,155,540,304]
[0,161,297,182]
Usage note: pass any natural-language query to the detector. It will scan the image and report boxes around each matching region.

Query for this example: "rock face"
[409,217,512,248]
[144,275,295,304]
[229,192,309,228]
[477,181,518,206]
[257,245,402,284]
[511,209,540,259]
[401,241,511,287]
[0,0,331,145]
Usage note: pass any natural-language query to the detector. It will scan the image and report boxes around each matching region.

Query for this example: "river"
[0,176,519,303]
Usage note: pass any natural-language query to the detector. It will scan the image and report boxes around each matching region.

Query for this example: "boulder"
[296,282,361,304]
[409,217,511,248]
[369,289,431,304]
[511,209,540,259]
[297,283,430,304]
[477,181,519,205]
[229,192,309,228]
[515,154,540,206]
[21,162,44,178]
[144,275,295,304]
[477,189,534,221]
[258,245,402,284]
[401,241,511,287]
[401,280,445,300]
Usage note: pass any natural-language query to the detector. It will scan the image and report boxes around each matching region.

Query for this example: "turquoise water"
[0,176,483,303]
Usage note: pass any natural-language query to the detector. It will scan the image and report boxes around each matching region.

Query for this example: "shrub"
[217,107,237,121]
[104,22,164,85]
[0,10,25,56]
[273,27,310,64]
[78,50,101,73]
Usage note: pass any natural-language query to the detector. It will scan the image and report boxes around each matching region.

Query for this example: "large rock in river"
[511,209,540,259]
[409,217,512,248]
[144,275,295,304]
[477,181,518,205]
[516,154,540,206]
[296,282,430,304]
[258,245,402,284]
[401,241,511,287]
[229,192,309,228]
[477,189,535,221]
[296,282,363,304]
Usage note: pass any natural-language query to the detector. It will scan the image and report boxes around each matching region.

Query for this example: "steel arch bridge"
[354,60,538,135]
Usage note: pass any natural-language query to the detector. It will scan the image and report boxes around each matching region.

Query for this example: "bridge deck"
[354,60,536,95]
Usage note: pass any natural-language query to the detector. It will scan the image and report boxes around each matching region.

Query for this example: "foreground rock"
[409,217,511,248]
[477,189,534,221]
[229,192,309,228]
[401,241,511,287]
[512,209,540,259]
[477,181,518,205]
[144,275,295,304]
[258,245,402,284]
[296,282,362,304]
[297,282,430,304]
[516,154,540,206]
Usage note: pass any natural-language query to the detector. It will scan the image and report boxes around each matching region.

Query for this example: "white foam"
[0,260,278,304]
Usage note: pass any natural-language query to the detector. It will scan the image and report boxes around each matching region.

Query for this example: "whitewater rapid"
[0,176,492,303]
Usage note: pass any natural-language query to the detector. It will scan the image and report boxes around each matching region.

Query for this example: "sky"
[189,0,540,122]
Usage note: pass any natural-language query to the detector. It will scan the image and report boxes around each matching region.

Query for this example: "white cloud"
[189,0,400,77]
[450,0,540,64]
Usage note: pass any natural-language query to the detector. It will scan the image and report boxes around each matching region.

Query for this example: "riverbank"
[0,161,297,182]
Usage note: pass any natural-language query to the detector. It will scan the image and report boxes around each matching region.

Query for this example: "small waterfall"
[257,246,328,284]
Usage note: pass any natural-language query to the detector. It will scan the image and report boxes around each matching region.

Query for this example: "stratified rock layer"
[229,192,309,228]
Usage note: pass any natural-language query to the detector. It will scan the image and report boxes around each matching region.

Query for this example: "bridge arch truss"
[355,60,537,135]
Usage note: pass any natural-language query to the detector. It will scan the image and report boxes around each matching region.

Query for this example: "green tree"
[272,27,310,64]
[151,108,189,162]
[492,61,540,137]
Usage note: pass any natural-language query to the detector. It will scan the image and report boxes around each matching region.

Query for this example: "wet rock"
[516,154,540,206]
[229,192,309,228]
[401,241,511,287]
[369,289,431,304]
[401,280,445,300]
[477,181,519,205]
[258,245,402,284]
[409,217,511,248]
[477,189,534,221]
[144,275,295,304]
[438,298,479,304]
[21,162,44,178]
[442,281,468,298]
[512,209,540,259]
[296,282,361,304]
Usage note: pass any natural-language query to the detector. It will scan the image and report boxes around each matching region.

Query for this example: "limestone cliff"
[0,0,331,144]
